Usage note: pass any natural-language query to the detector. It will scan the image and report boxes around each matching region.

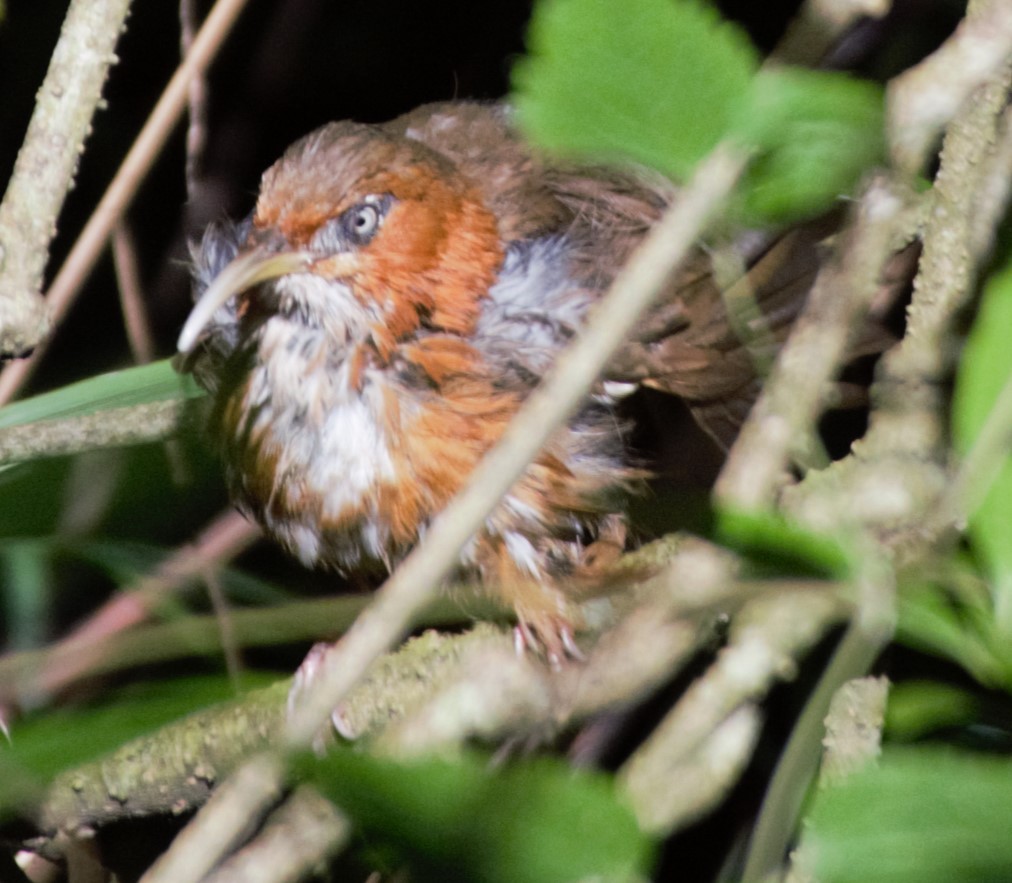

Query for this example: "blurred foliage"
[953,261,1012,627]
[0,359,202,430]
[513,0,884,225]
[807,749,1012,883]
[884,680,982,742]
[731,67,884,223]
[514,0,758,180]
[715,508,856,579]
[299,749,653,883]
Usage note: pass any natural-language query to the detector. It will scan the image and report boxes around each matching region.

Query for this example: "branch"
[25,539,840,856]
[0,0,252,405]
[715,176,911,509]
[785,3,1012,547]
[0,0,133,359]
[621,584,846,833]
[0,399,182,464]
[887,0,1012,174]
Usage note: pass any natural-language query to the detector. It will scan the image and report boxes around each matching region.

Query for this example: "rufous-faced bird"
[179,101,822,662]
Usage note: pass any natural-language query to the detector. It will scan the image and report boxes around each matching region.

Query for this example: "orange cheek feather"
[355,177,502,340]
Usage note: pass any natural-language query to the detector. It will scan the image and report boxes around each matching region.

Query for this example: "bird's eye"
[342,197,389,245]
[312,195,391,253]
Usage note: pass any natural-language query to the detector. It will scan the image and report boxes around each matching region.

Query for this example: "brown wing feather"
[387,101,839,449]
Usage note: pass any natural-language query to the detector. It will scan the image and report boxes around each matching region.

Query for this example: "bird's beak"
[177,248,313,353]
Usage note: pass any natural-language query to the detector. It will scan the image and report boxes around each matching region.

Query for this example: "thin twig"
[0,0,134,359]
[205,568,245,691]
[773,0,891,66]
[0,595,378,703]
[180,0,210,206]
[0,0,252,405]
[4,510,258,708]
[715,176,906,509]
[112,223,156,364]
[201,787,351,883]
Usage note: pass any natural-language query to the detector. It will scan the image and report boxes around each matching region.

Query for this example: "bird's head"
[179,121,504,360]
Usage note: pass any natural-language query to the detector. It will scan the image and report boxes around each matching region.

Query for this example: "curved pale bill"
[177,249,313,353]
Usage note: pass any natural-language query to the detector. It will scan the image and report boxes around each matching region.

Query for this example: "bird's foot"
[287,641,357,753]
[513,616,585,670]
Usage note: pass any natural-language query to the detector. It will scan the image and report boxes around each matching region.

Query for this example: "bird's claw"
[513,618,585,669]
[288,642,357,753]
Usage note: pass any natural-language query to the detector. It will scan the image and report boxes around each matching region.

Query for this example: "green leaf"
[808,748,1012,883]
[952,263,1012,618]
[885,681,980,741]
[715,507,855,578]
[0,359,203,430]
[1,539,51,650]
[512,0,758,181]
[733,68,885,223]
[299,750,653,883]
[897,581,1012,688]
[512,0,883,225]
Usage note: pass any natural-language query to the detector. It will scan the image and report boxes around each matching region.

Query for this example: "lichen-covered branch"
[25,538,840,860]
[0,400,182,464]
[785,13,1012,550]
[887,0,1012,174]
[0,0,133,358]
[33,681,290,840]
[0,0,252,405]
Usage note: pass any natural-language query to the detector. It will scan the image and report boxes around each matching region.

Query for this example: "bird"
[178,101,825,662]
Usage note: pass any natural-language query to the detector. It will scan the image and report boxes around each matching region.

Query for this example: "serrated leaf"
[0,359,203,431]
[952,263,1012,616]
[512,0,758,181]
[733,68,885,223]
[299,750,653,883]
[808,748,1012,883]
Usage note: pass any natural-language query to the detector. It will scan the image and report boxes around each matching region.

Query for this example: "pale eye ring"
[351,205,379,237]
[313,194,392,252]
[341,200,384,246]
